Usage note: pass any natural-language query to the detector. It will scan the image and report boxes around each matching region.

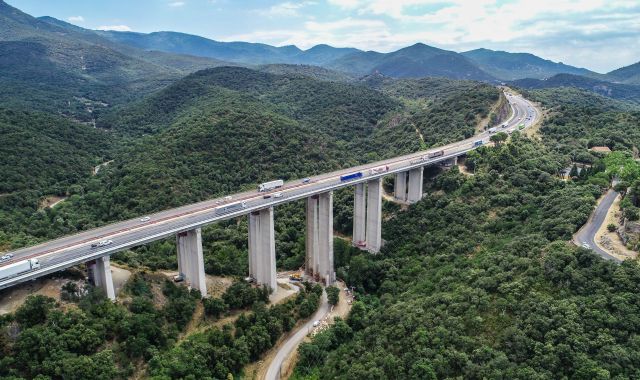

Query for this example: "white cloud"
[327,0,361,9]
[169,1,185,7]
[67,15,84,23]
[260,1,316,17]
[96,25,132,32]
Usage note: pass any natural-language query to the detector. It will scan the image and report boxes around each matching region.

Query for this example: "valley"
[1,1,640,379]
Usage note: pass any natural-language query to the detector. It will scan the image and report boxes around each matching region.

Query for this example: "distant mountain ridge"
[92,26,608,82]
[462,48,596,80]
[608,61,640,85]
[511,73,640,104]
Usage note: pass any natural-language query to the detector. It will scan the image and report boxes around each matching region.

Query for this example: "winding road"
[265,291,330,380]
[574,189,622,262]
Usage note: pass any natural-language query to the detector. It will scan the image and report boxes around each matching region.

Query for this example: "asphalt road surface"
[0,91,539,289]
[265,291,330,380]
[574,189,622,262]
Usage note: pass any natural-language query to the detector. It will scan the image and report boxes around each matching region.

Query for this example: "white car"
[581,242,591,249]
[313,320,320,327]
[274,192,283,198]
[140,216,151,222]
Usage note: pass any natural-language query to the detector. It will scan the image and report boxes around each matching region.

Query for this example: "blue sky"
[7,0,640,72]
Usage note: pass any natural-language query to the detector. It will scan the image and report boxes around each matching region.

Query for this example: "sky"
[7,0,640,73]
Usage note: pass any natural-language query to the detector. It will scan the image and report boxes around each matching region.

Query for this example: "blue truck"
[340,172,363,182]
[473,140,484,147]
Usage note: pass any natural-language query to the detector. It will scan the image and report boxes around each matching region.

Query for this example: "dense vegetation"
[291,133,640,379]
[0,274,320,379]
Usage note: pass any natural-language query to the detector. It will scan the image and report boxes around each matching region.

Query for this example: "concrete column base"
[177,228,207,297]
[353,183,366,247]
[92,256,115,301]
[407,167,424,203]
[305,196,320,278]
[249,208,277,292]
[366,178,382,253]
[394,171,408,202]
[317,192,335,285]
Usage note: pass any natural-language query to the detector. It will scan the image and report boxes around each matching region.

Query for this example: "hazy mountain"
[512,73,640,104]
[462,48,596,80]
[608,61,640,85]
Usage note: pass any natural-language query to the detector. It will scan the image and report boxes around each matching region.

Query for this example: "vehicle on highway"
[140,216,151,222]
[473,140,484,147]
[215,201,247,214]
[369,165,389,175]
[488,127,497,134]
[173,274,184,282]
[274,192,283,198]
[91,240,113,248]
[263,194,272,199]
[582,243,591,249]
[427,150,445,159]
[340,172,363,182]
[0,258,40,280]
[1,253,14,261]
[302,178,311,183]
[258,179,284,192]
[313,320,320,327]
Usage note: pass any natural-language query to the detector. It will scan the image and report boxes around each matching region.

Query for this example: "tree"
[607,223,617,232]
[203,298,228,319]
[326,286,340,306]
[14,295,56,328]
[490,132,508,146]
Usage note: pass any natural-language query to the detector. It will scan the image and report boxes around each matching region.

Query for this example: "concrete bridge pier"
[353,183,366,247]
[407,167,424,203]
[89,256,115,300]
[317,192,335,285]
[177,228,207,297]
[394,172,408,202]
[366,178,383,253]
[249,207,277,292]
[306,193,335,285]
[305,196,320,278]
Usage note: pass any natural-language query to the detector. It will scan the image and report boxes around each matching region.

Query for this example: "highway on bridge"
[0,91,539,290]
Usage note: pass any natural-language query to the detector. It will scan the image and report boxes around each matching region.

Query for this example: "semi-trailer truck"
[258,180,284,192]
[427,150,445,159]
[369,165,389,175]
[215,201,247,214]
[340,172,363,181]
[0,258,40,281]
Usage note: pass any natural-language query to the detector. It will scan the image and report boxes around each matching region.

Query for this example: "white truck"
[488,127,497,134]
[0,258,40,281]
[258,179,284,192]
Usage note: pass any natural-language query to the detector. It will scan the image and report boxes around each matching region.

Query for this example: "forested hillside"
[0,66,500,274]
[292,133,640,379]
[0,0,226,120]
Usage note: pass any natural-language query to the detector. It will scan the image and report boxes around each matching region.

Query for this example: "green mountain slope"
[607,61,640,85]
[512,73,640,104]
[462,48,595,80]
[0,1,227,119]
